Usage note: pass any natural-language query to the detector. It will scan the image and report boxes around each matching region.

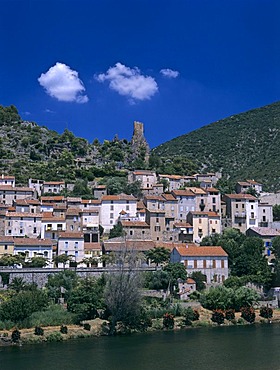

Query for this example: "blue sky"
[0,0,278,148]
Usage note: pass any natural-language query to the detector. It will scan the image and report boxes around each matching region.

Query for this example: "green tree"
[46,270,78,302]
[146,247,170,267]
[0,289,49,323]
[8,277,27,293]
[273,205,280,221]
[190,271,207,291]
[163,263,187,292]
[25,256,48,268]
[53,254,72,269]
[108,222,124,239]
[67,277,105,322]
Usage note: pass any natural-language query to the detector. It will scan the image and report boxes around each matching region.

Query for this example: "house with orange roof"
[171,244,228,284]
[171,189,196,221]
[41,213,66,240]
[128,170,157,191]
[0,186,34,206]
[13,238,54,265]
[0,236,14,257]
[57,232,85,264]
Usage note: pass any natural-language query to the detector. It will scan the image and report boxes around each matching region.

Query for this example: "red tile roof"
[225,194,257,200]
[58,232,84,239]
[174,245,227,257]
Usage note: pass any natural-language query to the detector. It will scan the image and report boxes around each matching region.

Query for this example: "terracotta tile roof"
[173,222,193,228]
[161,193,177,201]
[15,199,40,205]
[58,232,84,239]
[133,170,156,175]
[237,182,250,186]
[121,220,149,227]
[137,209,146,213]
[0,236,14,243]
[6,212,43,218]
[0,175,15,180]
[172,190,195,197]
[94,185,107,189]
[43,181,65,185]
[225,194,257,200]
[159,174,183,180]
[187,278,196,284]
[42,213,65,222]
[53,204,67,210]
[0,185,33,192]
[190,211,220,217]
[137,201,145,209]
[66,208,81,216]
[185,187,207,195]
[81,208,99,214]
[84,242,102,251]
[14,238,53,246]
[174,245,228,257]
[102,193,136,201]
[205,187,220,193]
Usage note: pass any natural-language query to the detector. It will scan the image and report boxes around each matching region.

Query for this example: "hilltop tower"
[131,121,150,162]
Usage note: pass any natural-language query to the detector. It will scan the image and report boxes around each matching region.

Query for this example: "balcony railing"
[234,212,246,218]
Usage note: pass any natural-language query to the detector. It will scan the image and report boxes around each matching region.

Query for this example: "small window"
[4,245,8,250]
[130,230,133,236]
[33,227,37,234]
[110,213,113,219]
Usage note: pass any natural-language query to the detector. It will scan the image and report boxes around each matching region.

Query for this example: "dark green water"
[1,324,280,370]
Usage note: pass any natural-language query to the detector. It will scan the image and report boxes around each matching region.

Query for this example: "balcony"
[234,212,246,218]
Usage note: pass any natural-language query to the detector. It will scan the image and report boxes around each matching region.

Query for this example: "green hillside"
[153,102,280,191]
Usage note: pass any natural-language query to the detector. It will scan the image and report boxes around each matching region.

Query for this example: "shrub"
[34,326,44,336]
[259,306,273,319]
[0,320,15,330]
[26,305,75,328]
[46,332,63,342]
[183,307,200,326]
[83,323,91,331]
[225,309,235,321]
[241,307,255,323]
[163,313,174,329]
[11,328,21,343]
[60,325,68,334]
[211,310,225,325]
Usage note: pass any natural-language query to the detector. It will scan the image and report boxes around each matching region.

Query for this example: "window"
[142,230,145,235]
[110,205,114,211]
[156,217,159,223]
[251,205,254,210]
[242,204,245,209]
[110,220,113,224]
[236,204,238,208]
[199,218,202,224]
[70,225,74,231]
[65,241,68,248]
[251,212,254,219]
[110,213,113,219]
[263,216,266,222]
[75,242,78,249]
[4,245,8,250]
[213,198,216,204]
[34,217,36,222]
[221,260,224,268]
[20,229,23,234]
[154,226,161,232]
[126,205,129,211]
[130,230,133,236]
[44,251,48,258]
[213,205,216,212]
[33,227,37,234]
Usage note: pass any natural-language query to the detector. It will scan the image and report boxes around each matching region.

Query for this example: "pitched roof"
[84,242,102,251]
[121,220,149,227]
[174,245,228,257]
[5,212,43,218]
[41,196,65,202]
[205,187,220,193]
[15,199,40,205]
[173,222,193,228]
[102,193,136,201]
[161,193,177,201]
[0,186,33,192]
[172,190,195,197]
[103,239,155,252]
[155,242,197,251]
[14,238,53,247]
[225,194,257,200]
[43,181,65,185]
[248,227,280,237]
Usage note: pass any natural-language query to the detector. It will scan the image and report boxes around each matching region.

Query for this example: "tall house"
[223,194,259,233]
[258,202,273,228]
[57,232,84,263]
[128,170,157,191]
[171,189,196,221]
[100,193,137,232]
[0,186,34,205]
[4,212,42,238]
[187,211,221,243]
[146,209,165,242]
[42,181,65,194]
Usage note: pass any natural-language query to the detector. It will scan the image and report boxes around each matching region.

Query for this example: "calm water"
[1,324,280,370]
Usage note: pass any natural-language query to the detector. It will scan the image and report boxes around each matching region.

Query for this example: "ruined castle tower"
[131,121,150,162]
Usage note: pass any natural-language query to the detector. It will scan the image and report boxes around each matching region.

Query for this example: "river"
[1,324,280,370]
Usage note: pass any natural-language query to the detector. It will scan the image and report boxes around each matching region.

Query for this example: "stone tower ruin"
[131,121,150,162]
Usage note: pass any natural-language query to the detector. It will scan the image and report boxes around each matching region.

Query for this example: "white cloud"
[96,62,158,102]
[45,109,55,113]
[160,68,179,78]
[38,62,88,103]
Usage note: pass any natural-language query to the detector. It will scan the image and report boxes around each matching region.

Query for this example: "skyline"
[0,0,278,148]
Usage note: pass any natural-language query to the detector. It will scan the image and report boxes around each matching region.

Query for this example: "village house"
[146,209,166,242]
[14,199,41,214]
[187,211,221,243]
[128,170,157,190]
[57,232,85,264]
[171,189,196,221]
[41,213,66,240]
[4,212,42,238]
[204,187,221,214]
[84,242,103,267]
[13,238,53,265]
[258,202,273,228]
[171,221,194,243]
[100,193,137,232]
[178,278,197,300]
[246,227,280,257]
[28,178,44,197]
[0,175,15,187]
[93,185,107,199]
[223,194,259,233]
[0,186,34,205]
[236,180,263,194]
[42,181,65,194]
[0,236,14,257]
[170,244,228,284]
[66,208,81,232]
[121,220,151,240]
